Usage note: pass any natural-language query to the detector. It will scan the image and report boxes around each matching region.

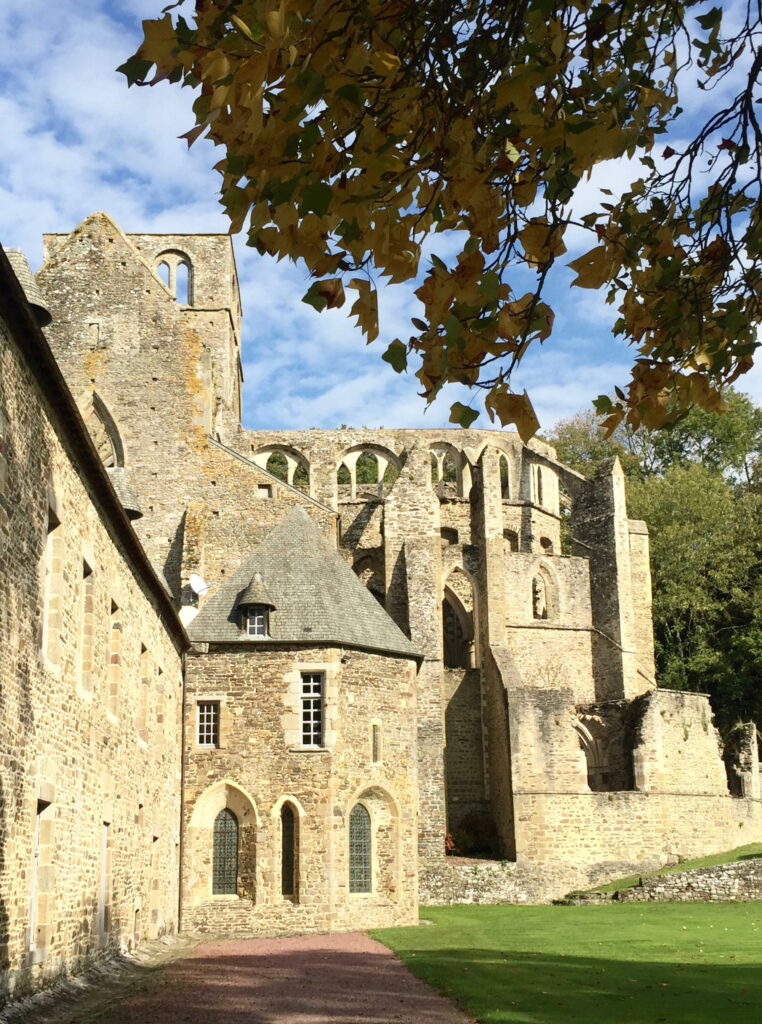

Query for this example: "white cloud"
[0,0,758,438]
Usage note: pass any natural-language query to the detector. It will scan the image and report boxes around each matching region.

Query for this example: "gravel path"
[91,932,473,1024]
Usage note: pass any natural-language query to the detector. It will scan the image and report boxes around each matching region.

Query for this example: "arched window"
[266,451,289,481]
[499,454,511,498]
[348,803,371,893]
[281,804,297,898]
[212,808,238,895]
[540,536,553,554]
[156,261,170,288]
[175,260,191,304]
[503,529,519,552]
[440,527,459,546]
[532,575,548,620]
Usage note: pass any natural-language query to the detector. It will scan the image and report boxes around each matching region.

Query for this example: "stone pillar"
[384,444,445,863]
[572,457,654,700]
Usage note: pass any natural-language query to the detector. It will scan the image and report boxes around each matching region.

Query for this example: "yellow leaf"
[485,387,540,442]
[567,246,613,289]
[349,279,379,342]
[519,220,567,266]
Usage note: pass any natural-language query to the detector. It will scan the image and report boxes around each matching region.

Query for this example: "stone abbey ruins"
[1,212,760,1001]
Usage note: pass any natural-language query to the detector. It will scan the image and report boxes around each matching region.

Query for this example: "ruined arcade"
[0,213,760,1001]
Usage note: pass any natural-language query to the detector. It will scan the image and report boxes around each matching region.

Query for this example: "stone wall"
[182,644,418,934]
[615,858,762,902]
[0,255,185,1002]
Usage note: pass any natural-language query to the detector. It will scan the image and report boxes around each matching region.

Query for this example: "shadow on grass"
[396,947,761,1024]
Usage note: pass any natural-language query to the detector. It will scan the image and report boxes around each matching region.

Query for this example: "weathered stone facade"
[2,211,761,1002]
[0,248,185,1002]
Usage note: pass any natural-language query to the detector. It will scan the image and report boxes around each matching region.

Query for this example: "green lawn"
[372,903,762,1023]
[590,842,762,893]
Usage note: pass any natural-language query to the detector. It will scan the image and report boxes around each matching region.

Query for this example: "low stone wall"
[420,856,669,905]
[560,857,762,905]
[618,858,762,903]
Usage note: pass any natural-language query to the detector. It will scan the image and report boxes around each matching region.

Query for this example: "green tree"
[121,1,762,438]
[628,465,762,732]
[549,388,761,479]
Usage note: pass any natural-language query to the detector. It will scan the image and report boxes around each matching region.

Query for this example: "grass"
[372,903,762,1023]
[589,842,762,893]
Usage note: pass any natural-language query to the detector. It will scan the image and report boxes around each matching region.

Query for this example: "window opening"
[98,821,111,943]
[440,527,458,546]
[499,455,510,498]
[349,803,372,893]
[301,673,324,747]
[28,799,51,954]
[281,804,296,897]
[108,601,122,717]
[246,606,269,637]
[42,506,63,665]
[156,261,170,288]
[197,700,220,747]
[503,529,519,552]
[175,261,191,304]
[532,576,548,620]
[372,723,381,763]
[212,809,238,895]
[78,561,94,696]
[540,537,553,554]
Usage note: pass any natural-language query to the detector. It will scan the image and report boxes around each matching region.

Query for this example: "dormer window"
[246,605,269,637]
[235,571,276,639]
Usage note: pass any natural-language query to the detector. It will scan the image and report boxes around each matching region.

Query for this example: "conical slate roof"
[189,507,418,659]
[236,571,276,609]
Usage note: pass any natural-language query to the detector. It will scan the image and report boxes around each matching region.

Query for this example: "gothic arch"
[336,444,401,497]
[82,392,125,468]
[531,560,559,622]
[443,567,476,668]
[251,444,310,492]
[430,443,472,498]
[186,780,258,904]
[154,249,193,304]
[345,784,400,898]
[574,719,611,792]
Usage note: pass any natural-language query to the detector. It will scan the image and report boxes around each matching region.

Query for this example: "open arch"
[443,567,476,668]
[336,444,401,498]
[252,445,310,494]
[430,443,472,498]
[154,249,193,304]
[574,720,613,792]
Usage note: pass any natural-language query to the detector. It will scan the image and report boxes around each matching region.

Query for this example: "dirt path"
[19,932,468,1024]
[93,932,472,1024]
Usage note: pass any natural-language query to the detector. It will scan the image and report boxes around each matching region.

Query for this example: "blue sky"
[1,0,759,432]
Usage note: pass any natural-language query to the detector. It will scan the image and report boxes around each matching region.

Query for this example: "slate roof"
[188,507,419,659]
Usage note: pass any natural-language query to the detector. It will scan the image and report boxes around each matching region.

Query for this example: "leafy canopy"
[121,0,762,440]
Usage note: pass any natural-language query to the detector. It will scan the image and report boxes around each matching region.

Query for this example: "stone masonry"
[1,212,761,1004]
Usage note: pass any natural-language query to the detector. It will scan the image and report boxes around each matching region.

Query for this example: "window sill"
[289,747,331,754]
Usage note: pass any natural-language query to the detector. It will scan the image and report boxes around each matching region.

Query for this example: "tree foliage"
[122,0,762,439]
[550,390,762,732]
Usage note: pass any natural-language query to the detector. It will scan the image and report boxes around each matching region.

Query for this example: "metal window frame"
[348,803,372,893]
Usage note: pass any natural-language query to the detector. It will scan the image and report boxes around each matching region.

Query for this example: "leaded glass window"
[281,804,296,897]
[349,803,371,893]
[301,673,323,747]
[212,808,238,895]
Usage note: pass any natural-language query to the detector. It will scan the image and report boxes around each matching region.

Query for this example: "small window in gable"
[245,605,269,637]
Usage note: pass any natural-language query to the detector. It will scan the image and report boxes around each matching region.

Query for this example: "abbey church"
[1,212,760,1002]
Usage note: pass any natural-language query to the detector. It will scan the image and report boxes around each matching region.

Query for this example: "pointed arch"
[346,785,400,898]
[252,444,310,493]
[82,392,125,468]
[353,550,385,604]
[532,560,559,622]
[337,444,401,498]
[430,443,472,498]
[186,781,258,904]
[154,249,194,304]
[443,566,476,668]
